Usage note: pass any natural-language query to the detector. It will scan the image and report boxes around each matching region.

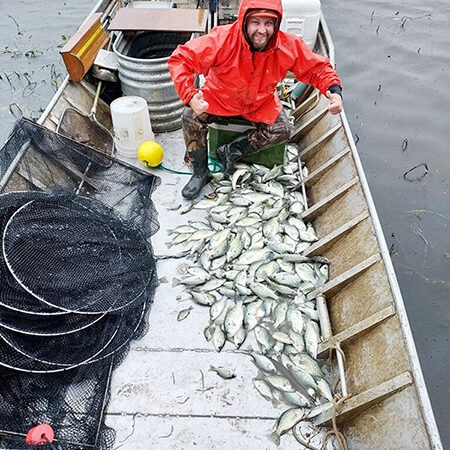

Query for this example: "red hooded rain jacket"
[168,0,342,125]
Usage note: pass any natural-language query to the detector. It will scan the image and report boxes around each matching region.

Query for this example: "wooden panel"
[301,177,359,221]
[317,219,380,279]
[299,124,344,166]
[315,371,413,426]
[108,8,208,33]
[343,385,431,449]
[304,210,369,257]
[318,305,395,358]
[306,156,358,207]
[309,183,368,237]
[343,316,411,394]
[328,262,395,334]
[291,107,328,142]
[307,254,380,301]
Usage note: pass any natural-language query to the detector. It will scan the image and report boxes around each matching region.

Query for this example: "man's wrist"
[328,84,342,98]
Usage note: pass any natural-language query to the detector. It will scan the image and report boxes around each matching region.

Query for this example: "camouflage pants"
[181,108,291,164]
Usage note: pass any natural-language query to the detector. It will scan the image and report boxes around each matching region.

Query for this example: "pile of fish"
[167,144,334,445]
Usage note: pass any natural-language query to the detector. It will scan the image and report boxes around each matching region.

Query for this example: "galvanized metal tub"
[113,32,190,133]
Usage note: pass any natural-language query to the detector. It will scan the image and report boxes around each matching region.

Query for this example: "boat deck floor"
[104,131,331,449]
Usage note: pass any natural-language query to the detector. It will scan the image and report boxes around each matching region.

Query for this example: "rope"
[319,394,351,450]
[292,427,320,450]
[145,157,222,175]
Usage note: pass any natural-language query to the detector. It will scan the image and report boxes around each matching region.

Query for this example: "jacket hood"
[238,0,283,50]
[238,0,283,23]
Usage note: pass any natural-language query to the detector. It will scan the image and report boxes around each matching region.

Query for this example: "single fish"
[289,353,324,378]
[253,378,274,402]
[283,391,312,408]
[286,305,304,334]
[250,352,277,374]
[191,291,216,306]
[308,402,333,419]
[210,297,228,321]
[316,377,333,402]
[226,231,245,261]
[198,278,226,292]
[305,320,320,359]
[210,228,231,248]
[209,365,236,379]
[268,408,306,445]
[273,301,288,329]
[189,229,215,241]
[177,307,193,322]
[203,323,215,342]
[289,329,305,353]
[254,325,272,353]
[169,224,197,235]
[270,272,303,288]
[172,275,209,287]
[272,331,293,345]
[194,194,228,209]
[244,301,265,331]
[265,375,296,392]
[210,255,227,271]
[236,249,271,266]
[224,301,244,338]
[212,325,226,352]
[248,282,279,301]
[231,326,247,348]
[298,229,318,242]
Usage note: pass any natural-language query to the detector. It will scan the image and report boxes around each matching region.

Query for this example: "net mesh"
[0,118,160,449]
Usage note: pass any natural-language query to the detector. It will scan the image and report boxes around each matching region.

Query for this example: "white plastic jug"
[110,96,154,158]
[280,0,321,49]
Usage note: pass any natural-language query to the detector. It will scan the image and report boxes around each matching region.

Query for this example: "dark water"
[1,0,449,446]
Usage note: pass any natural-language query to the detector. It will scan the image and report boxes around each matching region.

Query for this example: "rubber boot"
[216,134,254,176]
[182,149,211,200]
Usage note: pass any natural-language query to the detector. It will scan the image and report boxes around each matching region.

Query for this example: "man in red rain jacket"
[168,0,343,199]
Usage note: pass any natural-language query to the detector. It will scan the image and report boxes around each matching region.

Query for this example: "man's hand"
[189,90,209,115]
[326,90,343,115]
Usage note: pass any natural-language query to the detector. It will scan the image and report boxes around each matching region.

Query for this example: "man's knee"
[275,111,291,142]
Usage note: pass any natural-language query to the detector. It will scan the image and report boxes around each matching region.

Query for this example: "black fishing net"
[0,118,160,449]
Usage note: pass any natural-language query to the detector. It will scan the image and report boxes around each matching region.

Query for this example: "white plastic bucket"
[280,0,321,49]
[110,96,154,158]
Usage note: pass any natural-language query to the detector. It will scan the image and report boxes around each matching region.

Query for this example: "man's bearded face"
[246,16,275,51]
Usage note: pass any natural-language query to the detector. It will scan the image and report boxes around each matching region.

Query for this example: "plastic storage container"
[280,0,321,49]
[110,96,154,159]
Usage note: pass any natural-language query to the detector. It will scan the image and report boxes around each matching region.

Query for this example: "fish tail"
[172,278,180,287]
[267,431,280,446]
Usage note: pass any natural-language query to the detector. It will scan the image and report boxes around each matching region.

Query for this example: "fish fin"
[267,431,280,446]
[165,242,173,248]
[271,398,281,408]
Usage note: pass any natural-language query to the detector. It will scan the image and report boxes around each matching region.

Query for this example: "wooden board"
[108,8,208,33]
